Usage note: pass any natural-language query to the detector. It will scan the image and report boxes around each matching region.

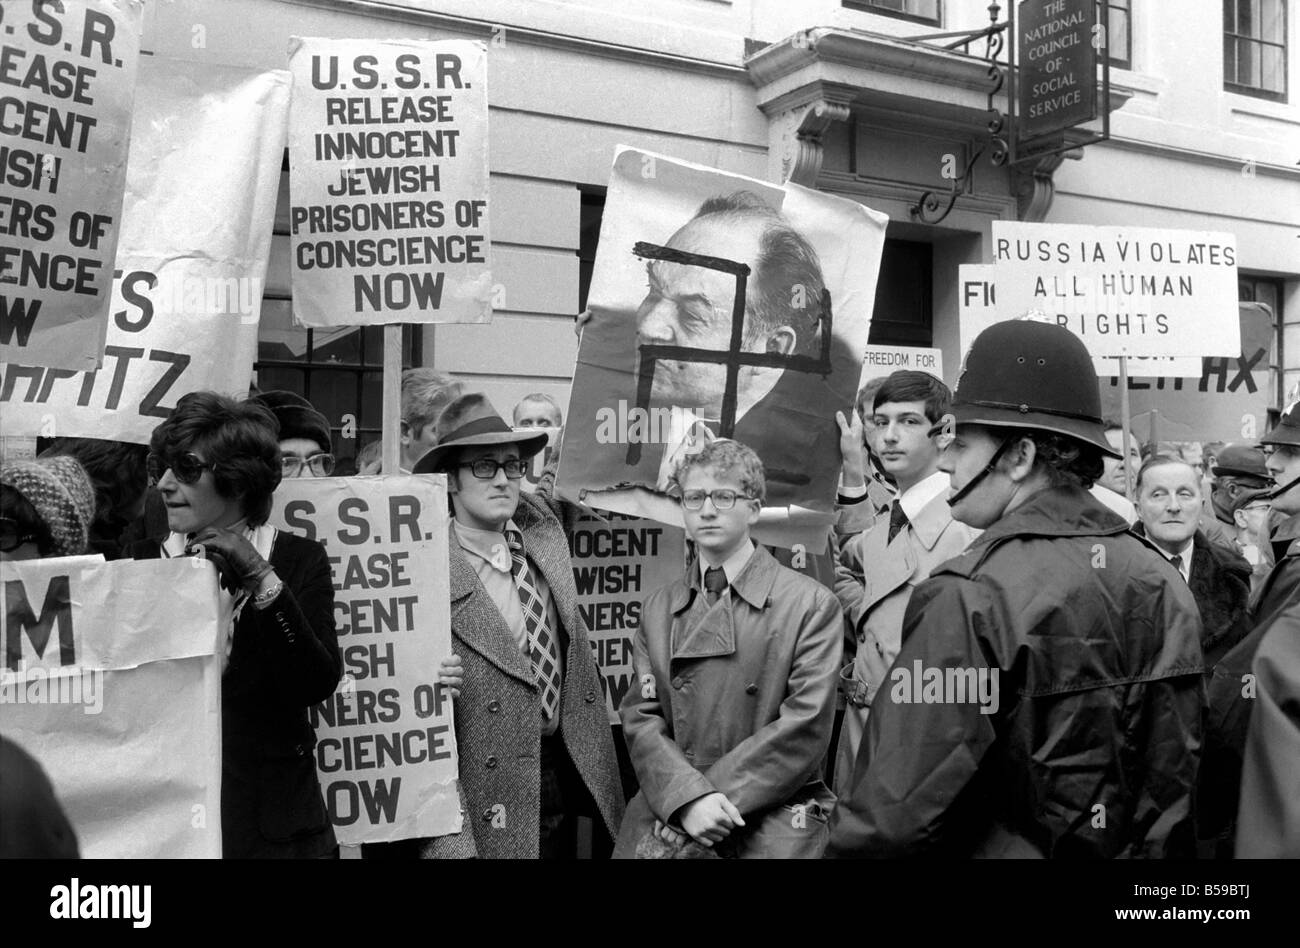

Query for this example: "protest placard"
[859,345,943,387]
[1099,303,1275,443]
[557,147,886,549]
[1,556,223,858]
[0,57,288,443]
[269,475,461,845]
[989,223,1240,358]
[287,38,491,327]
[567,511,685,724]
[0,0,142,372]
[959,263,1201,377]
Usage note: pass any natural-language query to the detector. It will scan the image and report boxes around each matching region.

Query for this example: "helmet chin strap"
[1265,472,1300,501]
[947,437,1015,508]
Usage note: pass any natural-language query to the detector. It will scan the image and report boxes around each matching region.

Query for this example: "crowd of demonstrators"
[827,322,1204,857]
[12,318,1300,862]
[831,371,977,798]
[127,392,342,858]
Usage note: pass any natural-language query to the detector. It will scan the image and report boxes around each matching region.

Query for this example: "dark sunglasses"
[146,451,216,486]
[0,517,39,553]
[282,453,336,477]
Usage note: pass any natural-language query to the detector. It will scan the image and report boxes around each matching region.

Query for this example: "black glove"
[186,527,273,595]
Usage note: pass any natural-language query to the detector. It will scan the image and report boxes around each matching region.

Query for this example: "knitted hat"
[0,456,96,557]
[249,390,332,454]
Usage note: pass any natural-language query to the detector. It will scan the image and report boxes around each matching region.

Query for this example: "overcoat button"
[745,683,758,695]
[485,756,498,769]
[857,632,866,643]
[671,677,683,689]
[584,691,597,703]
[487,700,501,713]
[294,744,305,756]
[483,809,494,822]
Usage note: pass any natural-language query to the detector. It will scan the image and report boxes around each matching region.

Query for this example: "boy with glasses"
[614,439,842,858]
[410,393,623,859]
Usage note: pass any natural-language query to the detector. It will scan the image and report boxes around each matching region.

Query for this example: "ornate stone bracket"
[784,100,851,187]
[1013,147,1079,221]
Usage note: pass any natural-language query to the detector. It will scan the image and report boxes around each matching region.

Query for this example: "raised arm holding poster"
[557,148,886,549]
[286,38,491,326]
[1,556,223,858]
[0,57,289,443]
[268,476,461,845]
[0,0,142,372]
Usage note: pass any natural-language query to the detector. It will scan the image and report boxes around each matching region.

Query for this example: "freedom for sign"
[0,0,142,372]
[269,476,461,845]
[2,556,223,858]
[287,38,491,326]
[0,58,287,444]
[991,222,1240,358]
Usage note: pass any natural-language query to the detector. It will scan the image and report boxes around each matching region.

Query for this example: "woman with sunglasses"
[128,391,342,859]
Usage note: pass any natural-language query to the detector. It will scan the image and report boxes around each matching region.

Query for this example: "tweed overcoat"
[420,491,624,858]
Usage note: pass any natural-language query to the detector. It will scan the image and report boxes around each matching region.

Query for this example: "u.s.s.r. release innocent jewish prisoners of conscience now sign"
[287,38,491,327]
[0,0,143,372]
[991,222,1240,358]
[269,476,461,845]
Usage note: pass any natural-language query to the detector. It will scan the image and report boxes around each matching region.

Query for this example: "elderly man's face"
[636,215,788,413]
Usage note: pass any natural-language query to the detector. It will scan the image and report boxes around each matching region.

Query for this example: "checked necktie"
[506,529,561,720]
[887,500,910,543]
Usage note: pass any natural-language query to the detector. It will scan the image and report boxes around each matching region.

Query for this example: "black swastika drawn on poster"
[626,240,834,466]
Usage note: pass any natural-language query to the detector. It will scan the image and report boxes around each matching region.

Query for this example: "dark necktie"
[506,529,561,719]
[888,500,910,543]
[703,566,728,605]
[1169,554,1186,582]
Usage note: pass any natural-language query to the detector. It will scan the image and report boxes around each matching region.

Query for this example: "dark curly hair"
[149,392,282,526]
[991,427,1105,490]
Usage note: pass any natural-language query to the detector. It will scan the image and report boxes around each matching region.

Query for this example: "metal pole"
[1119,355,1133,499]
[382,324,402,474]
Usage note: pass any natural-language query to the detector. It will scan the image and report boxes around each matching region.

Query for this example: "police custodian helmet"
[949,319,1120,459]
[1261,400,1300,448]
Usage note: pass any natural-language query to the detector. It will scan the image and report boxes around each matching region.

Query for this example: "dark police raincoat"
[827,485,1204,858]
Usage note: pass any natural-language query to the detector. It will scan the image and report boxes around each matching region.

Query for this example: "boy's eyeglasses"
[459,458,528,480]
[0,517,39,553]
[680,489,754,511]
[146,451,216,486]
[282,453,336,477]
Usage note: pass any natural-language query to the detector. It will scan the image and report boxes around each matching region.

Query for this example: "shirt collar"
[898,470,950,522]
[453,519,517,573]
[699,539,754,589]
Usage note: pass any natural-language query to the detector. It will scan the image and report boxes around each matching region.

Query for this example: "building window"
[868,239,933,347]
[255,167,422,475]
[1240,275,1286,409]
[1224,0,1288,100]
[842,0,941,27]
[1098,0,1132,69]
[577,188,606,313]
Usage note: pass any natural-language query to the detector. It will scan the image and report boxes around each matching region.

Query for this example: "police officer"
[826,320,1204,858]
[1235,403,1300,856]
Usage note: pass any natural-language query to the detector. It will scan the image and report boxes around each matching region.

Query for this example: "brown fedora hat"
[412,393,548,474]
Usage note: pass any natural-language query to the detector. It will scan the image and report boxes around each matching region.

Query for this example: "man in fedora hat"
[411,393,623,859]
[827,320,1204,858]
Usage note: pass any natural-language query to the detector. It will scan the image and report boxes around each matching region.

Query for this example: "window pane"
[312,326,362,365]
[258,366,305,395]
[360,371,383,428]
[1263,0,1285,39]
[257,298,309,362]
[308,370,357,433]
[1110,8,1130,62]
[1225,33,1237,81]
[1262,43,1285,91]
[1239,36,1258,86]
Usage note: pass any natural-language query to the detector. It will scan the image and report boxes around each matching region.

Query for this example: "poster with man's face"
[557,148,887,542]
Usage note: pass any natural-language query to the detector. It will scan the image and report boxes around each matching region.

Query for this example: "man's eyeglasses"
[459,458,528,480]
[680,489,755,511]
[146,451,216,486]
[282,453,336,477]
[0,517,39,553]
